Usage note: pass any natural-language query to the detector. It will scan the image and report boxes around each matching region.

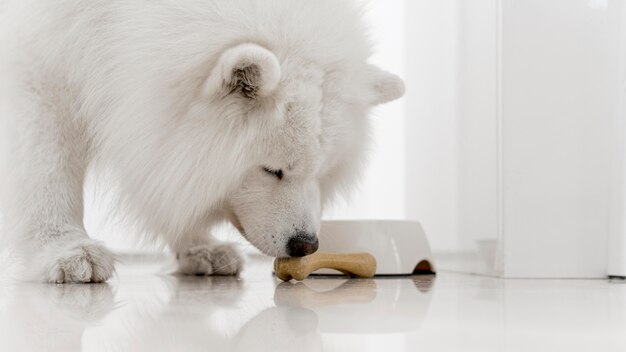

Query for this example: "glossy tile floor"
[1,254,626,352]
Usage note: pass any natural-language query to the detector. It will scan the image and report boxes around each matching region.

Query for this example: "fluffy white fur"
[0,0,405,282]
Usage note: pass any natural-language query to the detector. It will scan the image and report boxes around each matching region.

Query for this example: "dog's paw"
[177,243,244,276]
[36,239,115,283]
[210,244,244,275]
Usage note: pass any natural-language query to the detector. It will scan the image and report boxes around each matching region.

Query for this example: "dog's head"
[201,43,404,257]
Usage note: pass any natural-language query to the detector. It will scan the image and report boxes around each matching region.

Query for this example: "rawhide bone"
[274,252,377,281]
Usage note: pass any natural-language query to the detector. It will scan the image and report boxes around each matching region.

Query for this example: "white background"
[84,0,626,278]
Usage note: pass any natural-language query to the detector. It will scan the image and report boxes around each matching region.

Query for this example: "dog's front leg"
[0,99,114,283]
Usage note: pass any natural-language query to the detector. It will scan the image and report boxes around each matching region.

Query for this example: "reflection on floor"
[0,254,625,351]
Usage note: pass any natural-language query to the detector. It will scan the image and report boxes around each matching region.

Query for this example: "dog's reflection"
[165,275,245,307]
[0,282,115,351]
[233,276,434,351]
[232,280,377,352]
[105,275,247,352]
[117,275,432,352]
[6,271,436,352]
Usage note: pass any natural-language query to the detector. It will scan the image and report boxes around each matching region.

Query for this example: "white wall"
[404,0,460,255]
[454,0,501,275]
[609,0,626,277]
[404,0,502,275]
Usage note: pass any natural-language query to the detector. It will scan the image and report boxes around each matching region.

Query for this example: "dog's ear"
[365,65,405,105]
[203,43,281,99]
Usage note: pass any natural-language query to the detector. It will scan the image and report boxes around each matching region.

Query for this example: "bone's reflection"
[274,279,378,308]
[0,282,115,351]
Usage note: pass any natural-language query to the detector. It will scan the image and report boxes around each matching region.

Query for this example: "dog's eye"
[263,167,284,180]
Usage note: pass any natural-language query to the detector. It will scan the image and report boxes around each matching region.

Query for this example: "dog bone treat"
[274,252,377,281]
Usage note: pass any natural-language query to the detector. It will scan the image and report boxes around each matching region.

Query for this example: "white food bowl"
[315,220,435,276]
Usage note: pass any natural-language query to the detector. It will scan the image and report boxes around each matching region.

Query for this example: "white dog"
[0,0,404,283]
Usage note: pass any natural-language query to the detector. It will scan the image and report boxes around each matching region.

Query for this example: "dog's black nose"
[286,233,319,257]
